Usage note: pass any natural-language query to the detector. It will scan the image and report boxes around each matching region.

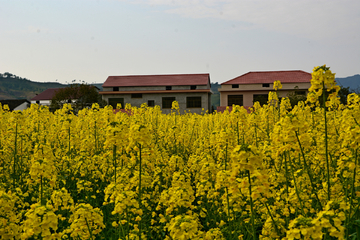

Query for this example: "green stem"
[288,151,305,216]
[237,122,240,145]
[295,131,323,210]
[322,82,331,201]
[283,153,289,199]
[247,170,256,240]
[13,123,18,188]
[94,121,97,153]
[40,176,44,205]
[138,144,142,240]
[225,144,230,221]
[85,217,94,240]
[262,199,281,236]
[346,149,358,237]
[68,125,71,154]
[113,145,117,184]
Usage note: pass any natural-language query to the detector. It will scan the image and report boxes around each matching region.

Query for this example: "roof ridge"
[109,73,209,77]
[222,70,311,85]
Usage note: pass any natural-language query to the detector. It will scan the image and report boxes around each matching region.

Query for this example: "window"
[148,100,155,107]
[262,83,270,87]
[166,86,172,90]
[108,98,124,109]
[190,85,197,90]
[232,84,239,88]
[253,94,268,106]
[228,95,243,106]
[295,91,306,95]
[113,87,119,91]
[131,93,142,98]
[162,97,175,108]
[36,100,40,104]
[67,99,72,103]
[187,97,201,108]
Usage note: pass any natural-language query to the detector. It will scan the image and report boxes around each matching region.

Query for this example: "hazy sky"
[1,0,359,84]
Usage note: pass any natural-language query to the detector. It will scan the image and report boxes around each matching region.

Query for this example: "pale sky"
[1,0,359,84]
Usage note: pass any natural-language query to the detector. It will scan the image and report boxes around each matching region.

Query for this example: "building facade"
[30,88,61,106]
[100,74,212,114]
[219,70,311,107]
[0,99,30,111]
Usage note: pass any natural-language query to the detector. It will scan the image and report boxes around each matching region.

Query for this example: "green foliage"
[211,82,220,109]
[286,86,308,108]
[338,86,351,104]
[50,84,106,112]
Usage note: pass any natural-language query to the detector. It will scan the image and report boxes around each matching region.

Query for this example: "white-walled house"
[219,70,311,108]
[100,73,212,114]
[30,88,62,106]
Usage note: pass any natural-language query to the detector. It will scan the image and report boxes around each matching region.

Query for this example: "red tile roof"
[103,74,210,87]
[222,70,311,85]
[30,88,61,101]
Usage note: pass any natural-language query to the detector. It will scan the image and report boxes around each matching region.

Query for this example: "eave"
[99,89,211,95]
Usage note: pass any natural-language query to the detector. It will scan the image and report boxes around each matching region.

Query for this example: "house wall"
[219,82,310,91]
[103,85,209,92]
[219,82,311,106]
[30,100,51,106]
[13,102,29,111]
[102,92,211,114]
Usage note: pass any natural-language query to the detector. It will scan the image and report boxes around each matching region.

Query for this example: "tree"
[286,86,308,108]
[50,84,106,112]
[338,86,351,105]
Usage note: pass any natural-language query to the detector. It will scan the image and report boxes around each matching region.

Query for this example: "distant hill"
[0,72,103,100]
[336,74,360,92]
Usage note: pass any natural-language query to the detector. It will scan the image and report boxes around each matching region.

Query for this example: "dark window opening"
[228,95,243,106]
[131,93,142,98]
[162,97,175,108]
[148,100,155,107]
[190,85,197,90]
[262,83,270,87]
[232,84,239,88]
[187,97,201,108]
[113,87,119,91]
[67,99,72,103]
[166,86,172,90]
[253,94,268,106]
[108,98,124,109]
[295,91,306,95]
[36,100,40,104]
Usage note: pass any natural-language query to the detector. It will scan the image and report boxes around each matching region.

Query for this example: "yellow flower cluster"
[0,66,359,239]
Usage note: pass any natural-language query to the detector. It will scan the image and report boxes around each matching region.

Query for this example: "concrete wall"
[219,82,311,106]
[103,84,209,92]
[102,92,211,114]
[31,100,51,106]
[219,82,310,91]
[13,102,29,111]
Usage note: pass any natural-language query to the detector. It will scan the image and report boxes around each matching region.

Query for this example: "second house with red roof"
[219,70,311,109]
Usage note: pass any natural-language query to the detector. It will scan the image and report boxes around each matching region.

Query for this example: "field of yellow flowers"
[0,66,360,240]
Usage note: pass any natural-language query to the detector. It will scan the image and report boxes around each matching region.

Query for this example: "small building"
[0,99,30,111]
[219,70,311,108]
[30,88,61,106]
[100,73,212,114]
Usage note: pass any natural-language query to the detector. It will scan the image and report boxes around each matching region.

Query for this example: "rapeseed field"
[0,66,359,239]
